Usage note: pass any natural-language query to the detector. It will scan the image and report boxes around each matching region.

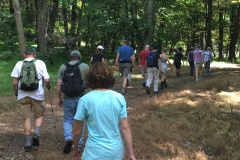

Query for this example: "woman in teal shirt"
[73,62,136,160]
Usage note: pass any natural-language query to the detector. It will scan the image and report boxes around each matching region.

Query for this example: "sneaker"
[24,145,32,152]
[145,86,150,94]
[121,88,126,95]
[196,78,198,82]
[32,133,39,146]
[199,78,203,81]
[63,139,73,154]
[142,81,146,88]
[204,73,208,77]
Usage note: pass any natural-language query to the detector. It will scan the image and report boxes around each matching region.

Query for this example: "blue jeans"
[204,60,210,75]
[63,97,84,147]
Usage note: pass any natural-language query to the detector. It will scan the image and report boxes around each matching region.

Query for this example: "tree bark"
[206,0,212,50]
[12,0,26,58]
[131,0,142,53]
[36,0,51,62]
[228,4,240,61]
[218,3,223,59]
[47,0,59,36]
[143,0,155,46]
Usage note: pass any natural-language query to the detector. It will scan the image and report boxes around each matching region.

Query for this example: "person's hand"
[73,148,81,160]
[46,84,51,89]
[58,98,63,108]
[129,155,136,160]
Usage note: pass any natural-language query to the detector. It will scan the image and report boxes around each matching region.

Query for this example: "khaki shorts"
[17,97,45,119]
[194,61,203,69]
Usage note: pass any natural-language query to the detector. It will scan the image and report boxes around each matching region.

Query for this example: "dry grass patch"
[126,64,240,160]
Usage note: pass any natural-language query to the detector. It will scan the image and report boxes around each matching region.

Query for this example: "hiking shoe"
[142,81,146,88]
[32,133,39,146]
[63,139,73,154]
[121,88,126,95]
[204,73,208,77]
[24,145,32,152]
[145,86,150,94]
[196,78,198,82]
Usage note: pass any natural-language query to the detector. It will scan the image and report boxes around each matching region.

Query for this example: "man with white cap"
[56,50,89,154]
[90,45,105,65]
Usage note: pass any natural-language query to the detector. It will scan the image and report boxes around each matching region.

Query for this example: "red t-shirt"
[139,50,149,66]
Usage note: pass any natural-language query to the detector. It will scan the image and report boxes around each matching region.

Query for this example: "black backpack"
[19,59,39,91]
[61,62,85,97]
[147,52,158,67]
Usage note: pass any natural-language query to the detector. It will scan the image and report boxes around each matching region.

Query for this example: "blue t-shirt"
[117,45,134,62]
[74,90,127,160]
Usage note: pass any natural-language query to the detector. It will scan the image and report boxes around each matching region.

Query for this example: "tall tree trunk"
[47,0,59,36]
[131,1,142,53]
[76,0,85,47]
[228,4,240,61]
[206,0,212,50]
[12,0,25,58]
[69,0,77,49]
[36,0,50,62]
[9,0,14,14]
[144,0,155,46]
[62,1,68,37]
[218,3,223,59]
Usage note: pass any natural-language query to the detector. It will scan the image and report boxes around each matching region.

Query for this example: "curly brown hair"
[85,62,115,89]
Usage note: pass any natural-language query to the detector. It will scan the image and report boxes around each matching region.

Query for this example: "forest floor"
[1,61,240,160]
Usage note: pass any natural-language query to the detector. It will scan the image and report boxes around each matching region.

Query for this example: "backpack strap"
[19,59,38,79]
[64,61,83,80]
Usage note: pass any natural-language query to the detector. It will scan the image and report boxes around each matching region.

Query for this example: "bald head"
[145,45,150,50]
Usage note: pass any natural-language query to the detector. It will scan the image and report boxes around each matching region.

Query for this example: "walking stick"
[48,89,60,150]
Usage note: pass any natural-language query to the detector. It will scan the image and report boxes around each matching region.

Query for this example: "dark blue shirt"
[188,52,194,62]
[92,53,104,64]
[146,51,160,69]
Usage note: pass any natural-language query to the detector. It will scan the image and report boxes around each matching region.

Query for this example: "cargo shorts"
[17,97,45,119]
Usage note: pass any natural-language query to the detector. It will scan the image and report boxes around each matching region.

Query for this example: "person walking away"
[56,50,89,154]
[174,47,183,77]
[203,47,212,77]
[193,45,204,81]
[145,45,161,94]
[72,62,136,160]
[138,45,150,87]
[90,45,105,65]
[187,47,195,76]
[160,48,172,90]
[115,40,135,95]
[11,47,51,152]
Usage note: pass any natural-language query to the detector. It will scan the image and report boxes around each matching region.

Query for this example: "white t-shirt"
[11,58,50,101]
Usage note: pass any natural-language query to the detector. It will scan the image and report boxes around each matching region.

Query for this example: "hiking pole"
[48,89,60,150]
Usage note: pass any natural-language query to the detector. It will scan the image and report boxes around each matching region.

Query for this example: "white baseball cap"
[97,45,104,50]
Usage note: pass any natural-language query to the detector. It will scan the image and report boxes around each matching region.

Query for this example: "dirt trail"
[0,62,240,160]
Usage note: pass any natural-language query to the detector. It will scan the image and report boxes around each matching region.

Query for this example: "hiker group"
[11,45,136,160]
[10,41,212,159]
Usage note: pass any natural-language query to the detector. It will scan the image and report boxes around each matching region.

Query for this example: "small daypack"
[147,52,158,67]
[61,61,85,97]
[19,59,39,91]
